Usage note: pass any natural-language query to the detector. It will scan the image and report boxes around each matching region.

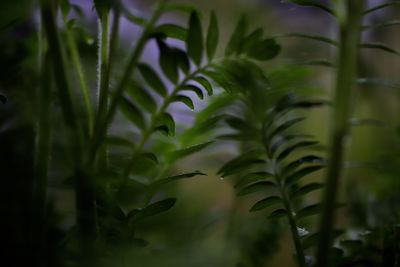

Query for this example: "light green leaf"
[206,11,219,61]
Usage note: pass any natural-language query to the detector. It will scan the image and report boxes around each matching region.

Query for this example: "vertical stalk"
[39,0,97,261]
[31,51,52,267]
[315,1,364,266]
[62,13,93,134]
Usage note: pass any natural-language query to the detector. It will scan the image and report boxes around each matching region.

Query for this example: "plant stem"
[315,1,364,266]
[62,13,93,134]
[89,0,167,166]
[39,0,97,259]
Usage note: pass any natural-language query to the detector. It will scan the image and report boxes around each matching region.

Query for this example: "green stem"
[315,1,363,267]
[62,12,93,134]
[89,0,167,166]
[39,0,97,257]
[31,50,52,266]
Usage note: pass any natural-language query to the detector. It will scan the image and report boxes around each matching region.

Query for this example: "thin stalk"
[315,1,364,267]
[62,13,93,134]
[31,51,52,267]
[39,0,97,257]
[89,0,167,166]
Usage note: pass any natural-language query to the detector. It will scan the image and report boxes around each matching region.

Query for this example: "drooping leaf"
[206,11,219,60]
[172,95,195,110]
[225,14,248,56]
[250,196,282,212]
[127,84,157,114]
[152,171,206,187]
[186,11,203,65]
[246,38,281,61]
[153,24,187,41]
[119,96,146,129]
[181,85,204,100]
[193,76,213,96]
[237,181,276,196]
[284,165,324,186]
[234,171,274,188]
[155,112,175,136]
[157,40,179,83]
[295,203,322,220]
[359,42,400,56]
[166,141,214,162]
[276,140,319,161]
[290,182,324,200]
[128,198,176,225]
[138,63,167,97]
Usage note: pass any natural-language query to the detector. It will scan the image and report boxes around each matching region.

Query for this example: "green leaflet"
[295,203,322,220]
[192,76,213,96]
[119,96,146,130]
[127,83,157,114]
[225,14,248,56]
[237,181,276,196]
[172,95,195,110]
[155,112,175,136]
[127,198,177,225]
[206,11,219,61]
[138,63,167,97]
[234,172,274,189]
[186,11,203,66]
[181,85,204,100]
[250,196,282,212]
[276,140,319,161]
[153,24,187,41]
[157,40,179,83]
[246,38,281,61]
[290,182,324,200]
[284,165,324,186]
[152,171,206,188]
[166,141,214,162]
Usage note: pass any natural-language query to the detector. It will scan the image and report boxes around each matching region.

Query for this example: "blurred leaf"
[127,84,157,114]
[267,117,306,140]
[285,165,324,186]
[138,63,167,97]
[268,209,287,219]
[217,150,265,177]
[157,40,179,83]
[282,155,324,177]
[119,96,146,129]
[277,141,319,161]
[290,182,324,200]
[225,14,248,56]
[250,196,282,212]
[173,48,191,74]
[360,42,400,56]
[152,171,206,187]
[128,198,176,225]
[172,95,195,110]
[242,28,263,53]
[362,20,400,31]
[287,0,334,15]
[206,11,219,61]
[181,85,204,100]
[279,33,338,46]
[0,94,7,104]
[106,136,135,149]
[155,112,175,136]
[153,24,187,41]
[167,141,214,162]
[295,203,322,220]
[237,181,276,196]
[246,38,281,61]
[186,11,203,66]
[235,171,274,188]
[164,3,198,14]
[193,76,213,96]
[363,2,400,15]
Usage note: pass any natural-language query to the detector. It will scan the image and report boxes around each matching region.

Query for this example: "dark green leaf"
[128,198,176,224]
[186,11,203,65]
[250,196,282,212]
[302,230,344,249]
[94,0,111,19]
[246,38,281,61]
[237,181,276,196]
[267,117,306,141]
[155,112,175,136]
[140,152,159,164]
[193,76,213,96]
[172,95,195,110]
[287,0,335,15]
[360,42,400,56]
[234,171,274,188]
[268,209,287,219]
[164,3,198,14]
[282,155,324,177]
[119,96,146,129]
[225,14,248,56]
[138,63,167,97]
[173,48,191,74]
[290,182,324,200]
[152,171,206,187]
[278,33,338,46]
[157,40,179,83]
[217,150,265,177]
[242,28,264,54]
[153,24,187,41]
[127,84,157,114]
[167,141,214,162]
[285,165,324,186]
[295,203,322,220]
[181,85,204,100]
[206,11,219,61]
[106,136,135,148]
[363,2,400,15]
[277,141,319,161]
